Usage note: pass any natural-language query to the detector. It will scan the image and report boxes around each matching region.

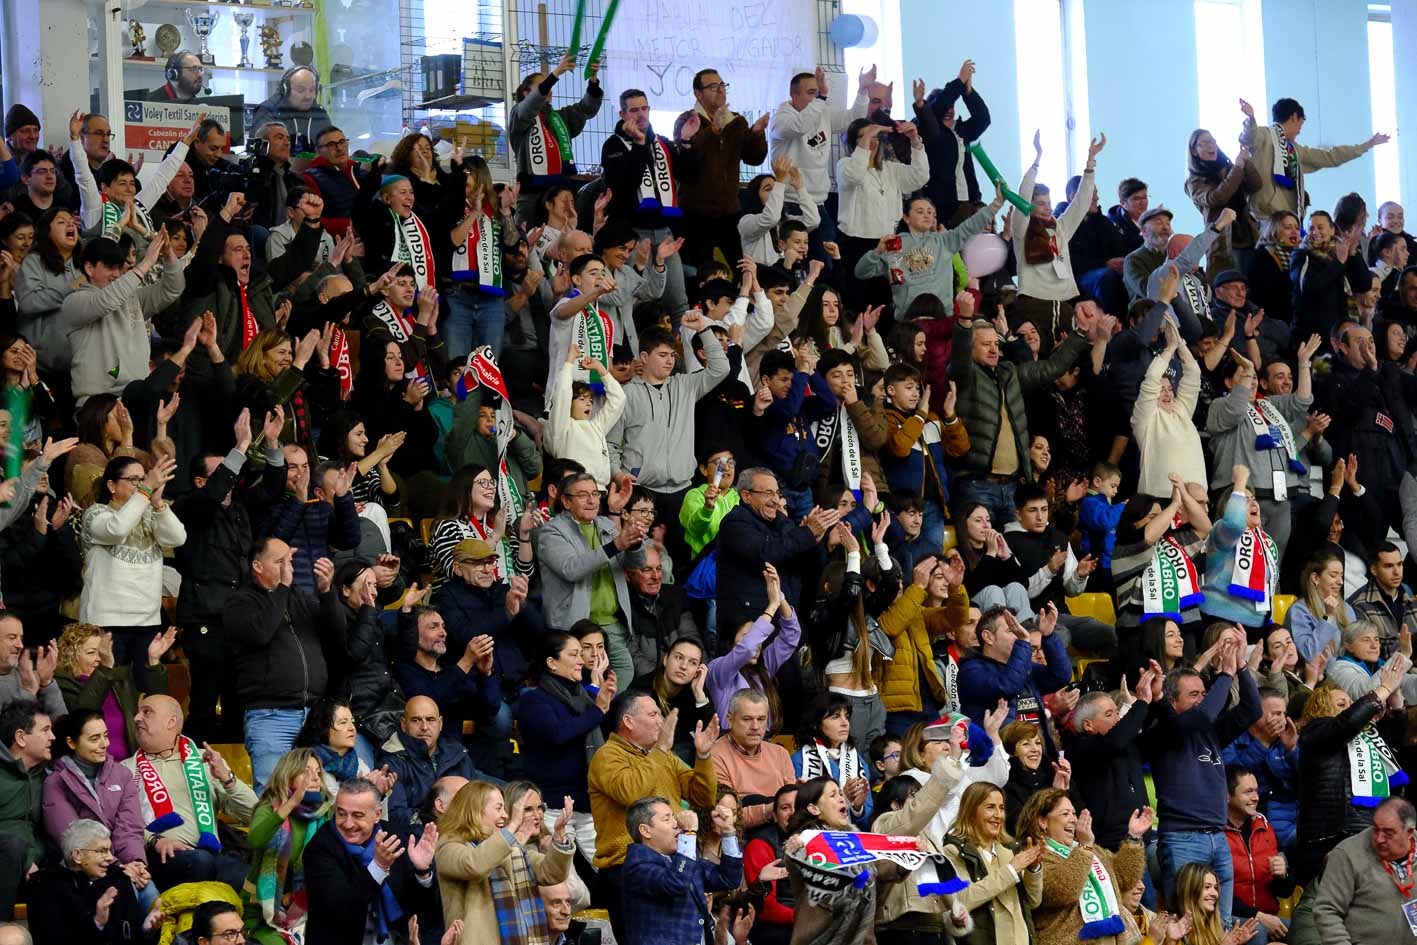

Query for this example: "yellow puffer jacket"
[879,583,970,714]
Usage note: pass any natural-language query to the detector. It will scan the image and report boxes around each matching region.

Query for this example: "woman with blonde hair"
[435,780,576,942]
[233,326,338,452]
[1171,862,1258,945]
[1287,550,1356,662]
[1294,672,1408,889]
[239,748,334,945]
[501,780,591,912]
[940,780,1042,945]
[54,623,172,760]
[1015,787,1150,945]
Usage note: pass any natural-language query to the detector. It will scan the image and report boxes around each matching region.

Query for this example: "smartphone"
[712,458,726,488]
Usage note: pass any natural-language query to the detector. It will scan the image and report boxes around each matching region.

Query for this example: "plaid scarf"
[244,797,331,935]
[482,837,553,945]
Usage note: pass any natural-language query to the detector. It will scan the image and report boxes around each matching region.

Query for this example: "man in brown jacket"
[587,689,720,940]
[674,68,770,275]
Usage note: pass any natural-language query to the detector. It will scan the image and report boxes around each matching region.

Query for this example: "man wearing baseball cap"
[1123,206,1174,302]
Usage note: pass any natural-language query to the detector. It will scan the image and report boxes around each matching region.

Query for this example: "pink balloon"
[962,233,1008,278]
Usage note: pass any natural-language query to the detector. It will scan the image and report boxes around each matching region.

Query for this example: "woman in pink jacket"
[41,708,154,907]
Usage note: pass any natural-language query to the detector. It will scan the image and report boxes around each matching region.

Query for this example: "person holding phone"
[835,117,930,312]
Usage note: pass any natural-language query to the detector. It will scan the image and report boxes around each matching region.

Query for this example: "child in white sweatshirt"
[543,343,626,487]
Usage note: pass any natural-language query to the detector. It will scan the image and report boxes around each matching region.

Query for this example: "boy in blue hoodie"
[749,345,836,519]
[1078,460,1125,585]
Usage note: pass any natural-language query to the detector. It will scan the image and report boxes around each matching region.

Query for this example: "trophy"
[184,8,221,65]
[128,19,152,60]
[234,12,255,67]
[259,24,283,68]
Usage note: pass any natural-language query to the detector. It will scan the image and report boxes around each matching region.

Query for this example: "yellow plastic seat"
[210,743,253,788]
[770,734,798,755]
[1272,594,1298,627]
[573,909,611,923]
[1066,592,1116,626]
[941,525,957,554]
[1072,656,1108,683]
[420,518,438,546]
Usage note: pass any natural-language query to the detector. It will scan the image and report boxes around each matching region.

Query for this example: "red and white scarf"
[451,201,505,294]
[1230,526,1279,611]
[369,300,429,382]
[390,209,435,290]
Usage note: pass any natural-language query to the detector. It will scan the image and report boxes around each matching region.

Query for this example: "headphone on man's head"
[165,50,193,84]
[278,66,321,102]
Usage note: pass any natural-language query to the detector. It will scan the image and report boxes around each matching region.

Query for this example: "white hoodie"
[768,90,870,204]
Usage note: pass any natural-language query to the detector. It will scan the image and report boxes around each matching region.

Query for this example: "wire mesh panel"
[504,0,847,178]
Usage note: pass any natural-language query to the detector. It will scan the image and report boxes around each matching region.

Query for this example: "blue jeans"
[106,625,161,679]
[1158,829,1235,921]
[244,707,310,794]
[921,499,945,558]
[955,476,1017,530]
[444,284,507,360]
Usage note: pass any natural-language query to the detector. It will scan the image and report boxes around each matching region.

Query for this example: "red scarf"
[238,284,258,350]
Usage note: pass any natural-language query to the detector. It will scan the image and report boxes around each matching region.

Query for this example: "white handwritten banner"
[514,0,816,173]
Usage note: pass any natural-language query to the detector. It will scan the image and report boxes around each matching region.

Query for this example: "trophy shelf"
[123,59,288,75]
[124,0,316,16]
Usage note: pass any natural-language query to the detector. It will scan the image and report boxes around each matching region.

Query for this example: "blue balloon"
[829,14,878,49]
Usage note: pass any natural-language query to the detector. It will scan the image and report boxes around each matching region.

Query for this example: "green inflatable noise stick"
[968,142,1035,216]
[567,0,587,58]
[583,0,622,79]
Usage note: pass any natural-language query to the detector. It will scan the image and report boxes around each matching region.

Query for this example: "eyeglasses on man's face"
[84,131,116,140]
[319,138,349,150]
[744,488,784,499]
[565,489,603,501]
[699,81,729,92]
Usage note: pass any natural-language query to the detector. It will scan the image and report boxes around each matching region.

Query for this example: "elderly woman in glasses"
[29,818,164,944]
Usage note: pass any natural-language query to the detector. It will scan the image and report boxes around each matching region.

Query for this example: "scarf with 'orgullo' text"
[134,736,222,852]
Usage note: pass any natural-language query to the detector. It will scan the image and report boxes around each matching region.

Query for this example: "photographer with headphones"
[251,66,332,157]
[153,50,206,103]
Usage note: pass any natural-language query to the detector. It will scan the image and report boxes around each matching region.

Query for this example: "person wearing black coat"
[1290,236,1373,342]
[0,487,83,645]
[303,781,440,945]
[1317,330,1417,545]
[430,553,545,695]
[914,68,991,226]
[226,536,348,791]
[172,421,287,742]
[28,859,151,944]
[1293,686,1406,885]
[336,560,406,746]
[715,467,870,634]
[1062,686,1155,851]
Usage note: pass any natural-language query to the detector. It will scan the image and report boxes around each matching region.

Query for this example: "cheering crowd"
[0,40,1411,945]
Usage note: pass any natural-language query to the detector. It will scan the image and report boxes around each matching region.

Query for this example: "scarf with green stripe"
[1044,837,1124,939]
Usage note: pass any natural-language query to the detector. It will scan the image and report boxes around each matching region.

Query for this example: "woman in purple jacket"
[41,709,156,907]
[705,563,801,732]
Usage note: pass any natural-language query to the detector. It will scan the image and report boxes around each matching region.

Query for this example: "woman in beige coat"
[940,781,1043,945]
[871,750,974,940]
[1016,787,1151,945]
[434,780,575,944]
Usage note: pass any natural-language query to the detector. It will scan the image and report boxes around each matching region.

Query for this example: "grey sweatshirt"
[612,330,730,492]
[64,256,188,407]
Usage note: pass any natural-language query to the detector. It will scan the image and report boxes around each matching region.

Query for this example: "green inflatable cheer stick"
[583,0,621,79]
[969,142,1034,215]
[567,0,588,58]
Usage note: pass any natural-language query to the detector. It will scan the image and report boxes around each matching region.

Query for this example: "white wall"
[898,0,1401,234]
[2,0,92,141]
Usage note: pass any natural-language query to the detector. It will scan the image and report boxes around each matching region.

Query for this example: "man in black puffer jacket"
[173,411,288,742]
[226,537,346,793]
